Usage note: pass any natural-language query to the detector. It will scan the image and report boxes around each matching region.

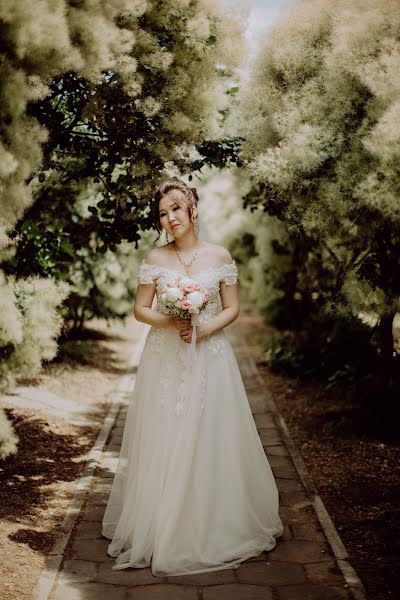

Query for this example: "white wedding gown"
[101,258,284,576]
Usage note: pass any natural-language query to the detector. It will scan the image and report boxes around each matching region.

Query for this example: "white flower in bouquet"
[166,287,184,302]
[186,291,204,308]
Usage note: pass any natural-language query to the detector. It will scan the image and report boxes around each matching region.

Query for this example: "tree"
[4,0,245,295]
[238,0,400,393]
[0,0,245,450]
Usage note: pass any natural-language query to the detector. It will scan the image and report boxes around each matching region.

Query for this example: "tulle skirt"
[102,326,284,576]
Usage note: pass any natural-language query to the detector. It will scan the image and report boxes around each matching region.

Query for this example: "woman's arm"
[199,281,240,338]
[133,282,172,329]
[134,281,190,337]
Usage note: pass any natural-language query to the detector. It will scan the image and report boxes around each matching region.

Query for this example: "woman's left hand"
[179,323,207,344]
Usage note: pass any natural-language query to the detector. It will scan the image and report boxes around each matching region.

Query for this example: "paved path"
[45,298,364,600]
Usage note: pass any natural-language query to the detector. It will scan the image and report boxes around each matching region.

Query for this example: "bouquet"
[160,276,209,320]
[160,275,209,413]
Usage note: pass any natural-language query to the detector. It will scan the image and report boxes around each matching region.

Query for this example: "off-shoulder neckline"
[140,258,236,279]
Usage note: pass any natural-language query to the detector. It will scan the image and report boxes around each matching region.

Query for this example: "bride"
[101,179,284,576]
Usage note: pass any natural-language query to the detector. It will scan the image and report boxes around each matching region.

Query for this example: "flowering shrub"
[238,0,400,389]
[0,276,69,391]
[0,1,245,444]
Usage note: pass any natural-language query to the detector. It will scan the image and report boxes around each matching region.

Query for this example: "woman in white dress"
[102,179,284,576]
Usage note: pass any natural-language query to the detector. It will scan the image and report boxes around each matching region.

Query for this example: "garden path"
[39,295,365,600]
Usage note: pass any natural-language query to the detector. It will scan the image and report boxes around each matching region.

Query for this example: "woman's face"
[159,191,196,238]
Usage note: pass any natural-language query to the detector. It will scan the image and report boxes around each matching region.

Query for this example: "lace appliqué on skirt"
[205,332,226,355]
[148,328,167,353]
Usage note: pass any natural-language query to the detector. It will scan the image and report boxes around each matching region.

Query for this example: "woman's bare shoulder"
[142,244,174,266]
[206,243,233,266]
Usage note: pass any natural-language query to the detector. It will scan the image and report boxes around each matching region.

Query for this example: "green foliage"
[0,0,245,447]
[0,408,18,460]
[0,276,69,390]
[264,307,378,387]
[238,0,400,389]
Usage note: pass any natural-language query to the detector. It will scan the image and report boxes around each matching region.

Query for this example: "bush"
[0,274,69,390]
[263,307,378,388]
[0,408,18,460]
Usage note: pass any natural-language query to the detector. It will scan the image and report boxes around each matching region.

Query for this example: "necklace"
[173,241,200,275]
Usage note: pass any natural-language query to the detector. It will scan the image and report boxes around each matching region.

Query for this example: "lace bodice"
[137,259,238,327]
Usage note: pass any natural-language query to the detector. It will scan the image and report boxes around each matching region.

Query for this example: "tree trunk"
[374,308,396,391]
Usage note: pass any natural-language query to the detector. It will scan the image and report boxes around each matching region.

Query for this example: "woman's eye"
[173,207,179,211]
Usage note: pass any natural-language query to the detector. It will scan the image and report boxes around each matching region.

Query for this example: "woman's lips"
[172,224,180,229]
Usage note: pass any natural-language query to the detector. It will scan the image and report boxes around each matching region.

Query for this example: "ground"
[1,300,397,599]
[260,348,400,600]
[0,318,137,600]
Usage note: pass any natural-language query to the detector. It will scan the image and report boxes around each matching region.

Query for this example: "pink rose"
[184,283,197,293]
[181,300,192,310]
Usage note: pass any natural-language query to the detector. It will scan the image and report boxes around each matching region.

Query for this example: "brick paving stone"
[304,560,345,585]
[265,444,289,456]
[236,560,306,586]
[247,551,270,562]
[292,523,327,542]
[60,560,97,583]
[203,583,274,600]
[280,524,293,541]
[241,378,263,392]
[271,465,299,479]
[97,562,166,586]
[107,444,121,455]
[95,466,115,478]
[279,490,309,506]
[71,538,111,562]
[85,494,109,508]
[111,426,125,437]
[279,505,315,524]
[247,392,270,414]
[166,568,236,586]
[95,476,114,488]
[126,584,198,599]
[259,428,282,445]
[92,480,112,494]
[276,583,350,599]
[267,454,295,468]
[101,456,119,470]
[54,582,127,600]
[81,504,106,522]
[268,540,330,563]
[75,521,103,539]
[254,413,277,428]
[276,478,304,492]
[110,432,124,445]
[87,488,110,501]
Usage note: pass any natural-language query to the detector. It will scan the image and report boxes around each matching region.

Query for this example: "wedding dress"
[101,258,284,576]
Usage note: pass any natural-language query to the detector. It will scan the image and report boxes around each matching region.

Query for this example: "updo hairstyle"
[152,179,199,243]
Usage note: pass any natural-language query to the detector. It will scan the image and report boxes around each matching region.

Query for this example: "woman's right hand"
[169,315,190,332]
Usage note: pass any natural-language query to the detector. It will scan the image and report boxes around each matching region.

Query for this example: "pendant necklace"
[174,241,199,276]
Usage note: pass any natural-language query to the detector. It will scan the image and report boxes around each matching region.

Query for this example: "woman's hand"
[169,316,208,344]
